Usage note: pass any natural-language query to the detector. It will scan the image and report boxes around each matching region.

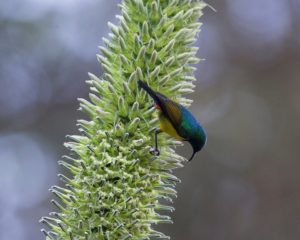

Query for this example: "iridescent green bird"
[138,80,207,161]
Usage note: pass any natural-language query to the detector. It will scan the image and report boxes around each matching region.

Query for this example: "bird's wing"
[159,99,189,139]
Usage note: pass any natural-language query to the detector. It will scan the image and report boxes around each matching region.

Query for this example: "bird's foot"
[150,147,160,156]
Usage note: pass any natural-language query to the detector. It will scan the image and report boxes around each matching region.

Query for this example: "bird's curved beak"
[188,150,196,162]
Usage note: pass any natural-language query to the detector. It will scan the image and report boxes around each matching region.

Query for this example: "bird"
[138,80,207,161]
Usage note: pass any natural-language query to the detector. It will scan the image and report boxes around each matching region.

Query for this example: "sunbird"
[138,80,207,161]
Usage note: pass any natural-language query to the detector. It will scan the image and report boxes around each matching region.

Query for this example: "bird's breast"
[158,112,183,140]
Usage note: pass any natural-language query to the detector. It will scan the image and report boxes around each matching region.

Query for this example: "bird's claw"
[150,147,160,156]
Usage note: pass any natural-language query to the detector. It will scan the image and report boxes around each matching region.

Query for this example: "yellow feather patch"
[158,112,183,140]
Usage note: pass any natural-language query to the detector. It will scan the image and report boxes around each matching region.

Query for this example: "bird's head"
[188,127,207,161]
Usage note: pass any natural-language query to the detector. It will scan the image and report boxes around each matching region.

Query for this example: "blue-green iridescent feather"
[179,105,207,151]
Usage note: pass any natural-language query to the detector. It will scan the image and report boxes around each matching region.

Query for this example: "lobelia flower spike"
[41,0,207,239]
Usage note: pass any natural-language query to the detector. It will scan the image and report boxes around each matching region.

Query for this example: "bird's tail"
[137,80,160,103]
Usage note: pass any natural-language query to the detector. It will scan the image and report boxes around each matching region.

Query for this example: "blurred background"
[0,0,299,239]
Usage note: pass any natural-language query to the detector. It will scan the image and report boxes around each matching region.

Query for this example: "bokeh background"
[1,0,299,239]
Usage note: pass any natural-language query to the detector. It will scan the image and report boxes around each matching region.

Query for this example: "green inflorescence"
[40,0,207,239]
